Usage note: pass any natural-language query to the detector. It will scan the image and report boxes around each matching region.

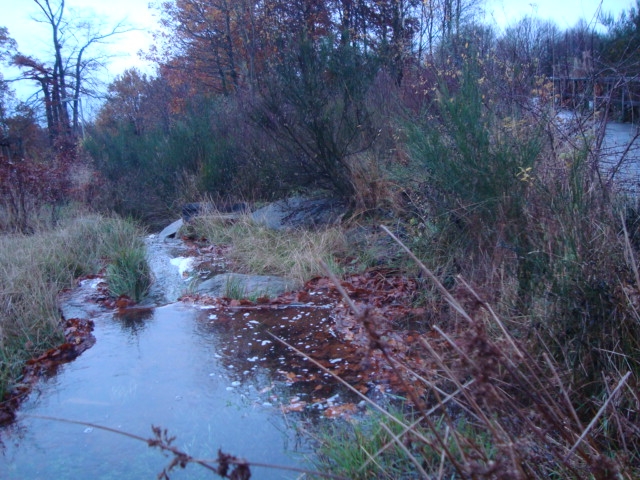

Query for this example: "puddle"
[0,236,318,479]
[192,303,372,406]
[0,298,312,479]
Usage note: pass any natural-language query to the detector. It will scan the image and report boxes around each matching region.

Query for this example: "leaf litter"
[183,268,442,418]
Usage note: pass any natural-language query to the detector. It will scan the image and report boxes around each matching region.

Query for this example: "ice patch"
[169,256,194,278]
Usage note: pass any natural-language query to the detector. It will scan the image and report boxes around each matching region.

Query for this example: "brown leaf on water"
[355,384,369,394]
[281,400,307,413]
[115,295,135,309]
[324,403,358,418]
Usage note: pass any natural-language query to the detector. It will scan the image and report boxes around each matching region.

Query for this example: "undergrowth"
[305,62,639,478]
[306,230,639,478]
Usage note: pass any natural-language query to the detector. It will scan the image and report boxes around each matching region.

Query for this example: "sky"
[486,0,635,29]
[0,0,159,108]
[0,0,636,108]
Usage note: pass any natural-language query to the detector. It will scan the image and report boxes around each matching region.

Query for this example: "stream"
[0,233,346,479]
[2,120,638,479]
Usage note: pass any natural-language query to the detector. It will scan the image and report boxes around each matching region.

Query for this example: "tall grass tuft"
[0,214,150,399]
[188,213,347,284]
[105,245,151,302]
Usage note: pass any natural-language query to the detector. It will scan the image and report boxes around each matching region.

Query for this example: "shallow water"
[600,121,640,193]
[0,236,319,479]
[0,296,311,479]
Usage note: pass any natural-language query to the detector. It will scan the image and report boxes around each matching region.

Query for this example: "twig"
[266,331,408,430]
[359,380,476,472]
[456,275,524,359]
[620,211,640,294]
[603,371,628,455]
[437,426,451,480]
[319,259,361,314]
[379,421,430,478]
[23,414,350,480]
[380,225,473,323]
[564,371,632,461]
[24,415,218,474]
[543,352,584,433]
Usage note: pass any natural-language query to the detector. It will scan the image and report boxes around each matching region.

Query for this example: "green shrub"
[253,35,380,201]
[407,62,542,245]
[86,97,243,225]
[404,58,639,417]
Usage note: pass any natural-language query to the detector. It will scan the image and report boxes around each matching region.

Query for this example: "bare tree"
[14,0,132,143]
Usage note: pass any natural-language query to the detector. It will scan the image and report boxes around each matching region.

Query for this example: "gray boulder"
[251,196,347,230]
[158,219,183,241]
[197,273,299,299]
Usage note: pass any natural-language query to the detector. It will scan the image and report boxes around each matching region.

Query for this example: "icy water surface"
[0,297,311,479]
[0,235,319,479]
[601,121,640,193]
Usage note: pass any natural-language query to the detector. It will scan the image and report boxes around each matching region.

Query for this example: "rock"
[182,202,249,222]
[158,219,183,240]
[197,273,299,299]
[251,196,347,230]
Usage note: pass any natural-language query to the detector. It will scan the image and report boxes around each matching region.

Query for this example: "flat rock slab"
[158,219,183,240]
[197,273,299,299]
[251,196,347,230]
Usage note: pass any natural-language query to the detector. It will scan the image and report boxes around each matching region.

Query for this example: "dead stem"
[266,331,408,430]
[564,371,632,461]
[378,421,430,478]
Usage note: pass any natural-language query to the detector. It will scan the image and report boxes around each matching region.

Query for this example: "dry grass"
[187,213,348,284]
[304,229,639,479]
[0,214,148,399]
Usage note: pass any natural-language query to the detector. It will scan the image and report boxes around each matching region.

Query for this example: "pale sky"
[486,0,635,29]
[0,0,636,106]
[1,0,158,106]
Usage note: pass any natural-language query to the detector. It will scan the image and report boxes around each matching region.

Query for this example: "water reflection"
[114,307,154,335]
[0,302,312,479]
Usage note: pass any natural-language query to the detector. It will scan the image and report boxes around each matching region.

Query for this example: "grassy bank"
[0,214,150,400]
[186,215,348,284]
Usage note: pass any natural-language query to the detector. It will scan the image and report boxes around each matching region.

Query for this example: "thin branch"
[23,414,350,480]
[564,371,631,461]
